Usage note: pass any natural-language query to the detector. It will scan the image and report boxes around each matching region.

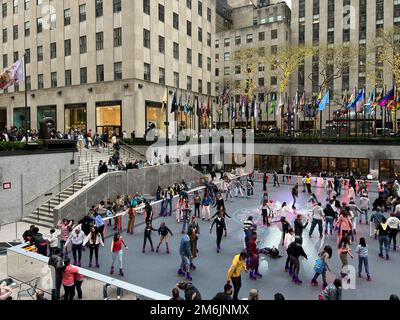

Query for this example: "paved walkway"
[76,181,400,300]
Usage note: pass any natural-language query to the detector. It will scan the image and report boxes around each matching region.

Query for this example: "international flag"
[346,88,357,109]
[270,92,277,114]
[378,87,395,107]
[348,89,364,110]
[319,91,330,111]
[196,96,200,116]
[371,89,383,114]
[170,90,177,113]
[355,89,365,112]
[0,58,25,90]
[277,93,284,116]
[184,94,188,114]
[364,90,374,113]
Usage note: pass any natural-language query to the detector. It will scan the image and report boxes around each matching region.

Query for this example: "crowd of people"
[15,164,400,300]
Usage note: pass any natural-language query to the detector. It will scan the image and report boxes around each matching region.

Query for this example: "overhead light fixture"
[88,87,93,92]
[31,93,35,98]
[124,84,129,89]
[57,91,62,96]
[138,84,143,89]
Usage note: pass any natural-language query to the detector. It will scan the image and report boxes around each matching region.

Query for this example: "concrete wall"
[0,151,79,225]
[53,164,203,224]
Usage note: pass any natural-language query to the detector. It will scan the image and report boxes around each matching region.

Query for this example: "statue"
[39,116,56,140]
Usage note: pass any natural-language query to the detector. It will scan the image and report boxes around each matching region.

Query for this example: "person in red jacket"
[62,258,78,301]
[248,230,262,280]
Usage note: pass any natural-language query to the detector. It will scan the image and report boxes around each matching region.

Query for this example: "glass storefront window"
[13,107,31,129]
[96,103,121,135]
[146,102,166,137]
[65,104,87,132]
[37,105,57,130]
[0,108,6,129]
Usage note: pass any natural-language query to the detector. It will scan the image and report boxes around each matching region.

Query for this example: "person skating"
[126,205,136,234]
[291,184,299,209]
[387,212,400,251]
[181,199,192,234]
[375,217,390,260]
[318,279,342,300]
[178,231,193,280]
[309,202,325,239]
[110,233,128,276]
[287,236,308,284]
[261,199,271,226]
[262,172,268,192]
[356,237,371,281]
[201,192,212,221]
[64,226,85,267]
[143,222,157,253]
[214,193,226,212]
[305,175,312,194]
[226,251,248,301]
[284,228,296,273]
[210,211,227,253]
[280,216,291,246]
[294,214,309,239]
[311,245,333,289]
[359,194,370,224]
[248,230,262,280]
[338,235,353,278]
[273,171,280,187]
[324,201,337,235]
[193,191,201,218]
[83,226,104,268]
[156,222,173,254]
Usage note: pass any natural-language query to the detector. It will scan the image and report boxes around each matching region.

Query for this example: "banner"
[0,58,25,90]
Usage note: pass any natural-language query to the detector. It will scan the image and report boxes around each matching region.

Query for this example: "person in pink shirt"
[335,210,353,243]
[62,258,78,300]
[58,219,73,258]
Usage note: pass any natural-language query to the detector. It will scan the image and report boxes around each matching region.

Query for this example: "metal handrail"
[25,170,79,206]
[118,140,147,160]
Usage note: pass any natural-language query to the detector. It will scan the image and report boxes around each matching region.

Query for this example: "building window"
[96,65,104,82]
[198,27,202,42]
[96,32,104,50]
[13,25,18,40]
[113,0,122,13]
[38,74,44,89]
[271,76,277,86]
[158,4,165,22]
[143,29,150,48]
[207,57,211,71]
[159,36,165,54]
[271,29,277,39]
[207,32,211,47]
[13,0,18,14]
[37,17,43,33]
[207,82,211,95]
[173,13,179,30]
[246,34,253,43]
[2,3,7,18]
[207,7,211,22]
[2,54,7,69]
[64,39,71,56]
[198,53,203,68]
[114,62,122,80]
[259,32,265,41]
[25,76,31,91]
[144,63,151,81]
[24,0,29,10]
[37,46,43,61]
[25,49,30,63]
[159,67,165,85]
[224,52,230,61]
[80,36,87,54]
[173,42,179,59]
[215,68,219,77]
[187,76,192,91]
[114,28,122,47]
[143,0,150,15]
[80,67,87,84]
[24,21,30,37]
[224,67,230,76]
[65,70,72,86]
[224,38,230,47]
[174,72,179,88]
[95,0,103,17]
[187,20,192,36]
[198,79,203,93]
[50,42,57,59]
[13,51,18,62]
[198,1,202,16]
[50,13,56,30]
[235,35,241,45]
[51,72,57,88]
[187,0,192,9]
[64,9,71,26]
[79,4,86,22]
[187,48,192,64]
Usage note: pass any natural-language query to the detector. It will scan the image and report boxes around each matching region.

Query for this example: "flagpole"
[23,53,28,143]
[166,86,169,147]
[383,85,387,137]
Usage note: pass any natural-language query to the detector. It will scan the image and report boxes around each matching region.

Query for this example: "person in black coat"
[48,248,64,300]
[176,281,202,300]
[212,284,233,300]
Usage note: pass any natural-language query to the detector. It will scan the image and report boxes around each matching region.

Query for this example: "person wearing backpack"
[311,245,333,289]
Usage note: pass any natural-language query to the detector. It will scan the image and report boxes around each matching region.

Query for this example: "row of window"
[216,30,278,48]
[143,0,212,23]
[2,0,121,19]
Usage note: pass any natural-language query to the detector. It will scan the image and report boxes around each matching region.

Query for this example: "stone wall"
[0,150,79,225]
[53,164,203,224]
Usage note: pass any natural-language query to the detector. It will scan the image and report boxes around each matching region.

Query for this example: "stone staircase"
[21,145,117,228]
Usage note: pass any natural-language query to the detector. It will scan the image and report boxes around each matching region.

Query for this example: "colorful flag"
[378,87,395,107]
[348,89,364,110]
[319,91,330,111]
[355,89,365,112]
[0,58,25,90]
[207,96,211,116]
[270,92,277,114]
[346,88,357,109]
[364,90,374,113]
[170,90,177,113]
[276,93,284,116]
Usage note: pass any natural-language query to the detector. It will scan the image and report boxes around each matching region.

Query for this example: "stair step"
[32,209,54,218]
[22,217,55,228]
[27,214,54,223]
